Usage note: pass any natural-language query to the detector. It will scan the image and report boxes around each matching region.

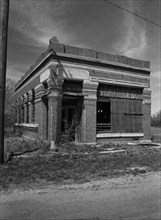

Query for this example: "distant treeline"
[151,110,161,127]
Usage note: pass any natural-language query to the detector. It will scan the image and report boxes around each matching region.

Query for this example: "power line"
[103,0,161,28]
[9,0,161,1]
[10,0,161,27]
[11,0,161,2]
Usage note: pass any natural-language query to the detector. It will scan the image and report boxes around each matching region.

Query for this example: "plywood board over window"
[111,98,143,133]
[124,99,143,133]
[98,84,143,133]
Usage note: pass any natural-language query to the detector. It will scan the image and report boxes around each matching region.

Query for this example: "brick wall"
[35,100,42,138]
[91,70,150,86]
[35,99,48,140]
[14,38,151,143]
[142,88,151,140]
[80,99,97,143]
[79,81,98,143]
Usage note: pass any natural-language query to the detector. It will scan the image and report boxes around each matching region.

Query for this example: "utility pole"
[0,0,9,164]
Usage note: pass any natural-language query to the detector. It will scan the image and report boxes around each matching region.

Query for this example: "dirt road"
[0,171,161,220]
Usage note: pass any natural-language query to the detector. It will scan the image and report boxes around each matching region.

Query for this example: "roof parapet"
[15,36,150,90]
[48,36,150,69]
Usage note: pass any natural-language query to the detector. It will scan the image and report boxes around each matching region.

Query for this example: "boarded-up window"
[111,99,142,133]
[124,99,143,133]
[98,84,143,133]
[98,84,142,100]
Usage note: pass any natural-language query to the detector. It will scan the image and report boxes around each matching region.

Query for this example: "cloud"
[9,0,75,47]
[7,62,26,80]
[113,0,148,58]
[7,0,160,116]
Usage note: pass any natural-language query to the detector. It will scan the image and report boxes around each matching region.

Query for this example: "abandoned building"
[14,36,151,143]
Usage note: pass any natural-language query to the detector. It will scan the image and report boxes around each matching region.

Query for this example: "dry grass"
[1,135,161,191]
[1,128,161,192]
[4,135,50,159]
[151,127,161,143]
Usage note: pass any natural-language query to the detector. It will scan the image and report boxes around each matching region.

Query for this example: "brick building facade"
[14,36,151,143]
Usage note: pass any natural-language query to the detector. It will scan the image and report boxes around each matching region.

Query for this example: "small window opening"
[97,101,111,133]
[26,93,29,123]
[26,103,29,123]
[32,89,35,123]
[43,81,48,89]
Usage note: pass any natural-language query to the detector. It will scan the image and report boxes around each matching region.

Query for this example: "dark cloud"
[7,0,161,114]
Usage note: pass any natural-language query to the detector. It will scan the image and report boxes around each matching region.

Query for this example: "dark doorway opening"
[97,101,111,133]
[62,96,83,142]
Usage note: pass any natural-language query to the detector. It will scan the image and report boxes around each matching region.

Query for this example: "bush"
[151,110,161,127]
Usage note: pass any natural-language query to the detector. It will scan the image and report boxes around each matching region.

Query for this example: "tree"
[60,99,83,144]
[5,78,17,128]
[151,110,161,127]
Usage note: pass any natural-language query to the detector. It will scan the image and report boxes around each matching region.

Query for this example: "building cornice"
[15,38,151,91]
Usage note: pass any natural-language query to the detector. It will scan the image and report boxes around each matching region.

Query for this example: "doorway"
[61,96,83,142]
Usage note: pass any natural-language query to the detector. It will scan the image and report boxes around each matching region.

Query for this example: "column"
[80,80,98,143]
[48,78,63,143]
[143,88,151,140]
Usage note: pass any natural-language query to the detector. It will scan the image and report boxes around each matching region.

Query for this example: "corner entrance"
[61,96,83,142]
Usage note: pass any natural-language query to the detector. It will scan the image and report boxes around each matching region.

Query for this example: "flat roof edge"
[15,43,151,91]
[55,52,150,72]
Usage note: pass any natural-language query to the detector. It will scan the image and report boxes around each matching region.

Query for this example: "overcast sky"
[7,0,161,114]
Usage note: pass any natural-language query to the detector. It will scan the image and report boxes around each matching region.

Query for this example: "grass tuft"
[1,132,161,191]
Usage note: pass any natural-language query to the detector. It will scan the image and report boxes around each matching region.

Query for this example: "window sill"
[97,133,144,138]
[14,123,38,128]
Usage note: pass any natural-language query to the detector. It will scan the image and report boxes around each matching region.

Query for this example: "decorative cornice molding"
[91,76,149,88]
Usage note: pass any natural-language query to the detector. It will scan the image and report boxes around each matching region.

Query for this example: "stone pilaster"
[79,80,98,143]
[143,88,151,140]
[47,78,63,143]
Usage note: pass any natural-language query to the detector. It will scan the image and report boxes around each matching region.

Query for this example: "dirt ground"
[1,133,161,192]
[1,129,161,219]
[1,171,160,220]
